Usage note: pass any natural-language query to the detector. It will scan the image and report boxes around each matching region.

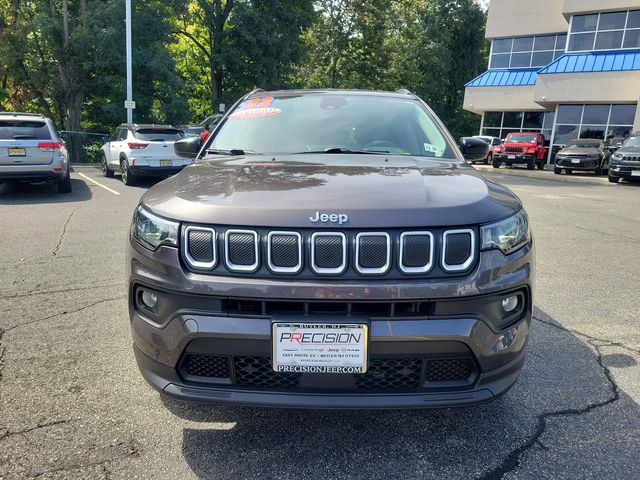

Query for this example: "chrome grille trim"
[182,226,217,269]
[225,229,259,272]
[399,231,434,274]
[355,232,391,275]
[441,229,476,272]
[267,231,303,274]
[310,232,347,275]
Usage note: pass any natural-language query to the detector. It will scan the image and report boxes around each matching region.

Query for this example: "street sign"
[124,100,136,109]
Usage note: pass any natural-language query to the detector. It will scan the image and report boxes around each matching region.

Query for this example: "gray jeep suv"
[0,112,71,193]
[128,89,534,408]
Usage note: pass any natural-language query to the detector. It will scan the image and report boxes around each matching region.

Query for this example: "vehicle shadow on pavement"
[162,307,640,479]
[0,178,91,204]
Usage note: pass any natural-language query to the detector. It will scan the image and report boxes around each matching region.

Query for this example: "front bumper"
[555,158,601,170]
[128,240,534,408]
[609,161,640,179]
[494,153,534,164]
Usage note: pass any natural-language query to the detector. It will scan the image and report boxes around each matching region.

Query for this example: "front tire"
[536,162,544,170]
[565,169,572,175]
[102,155,114,178]
[554,166,562,174]
[527,157,535,170]
[608,174,620,183]
[485,153,492,165]
[492,157,501,168]
[120,158,137,186]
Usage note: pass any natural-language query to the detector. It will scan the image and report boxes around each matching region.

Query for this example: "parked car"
[128,89,534,409]
[178,125,205,137]
[459,137,490,163]
[608,132,640,183]
[553,139,610,175]
[101,124,189,186]
[492,132,546,170]
[0,112,71,193]
[472,135,502,165]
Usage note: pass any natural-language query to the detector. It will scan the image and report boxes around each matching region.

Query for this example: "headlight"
[132,206,178,250]
[481,209,530,254]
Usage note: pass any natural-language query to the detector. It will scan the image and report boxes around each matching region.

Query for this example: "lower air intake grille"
[234,356,300,388]
[182,354,230,378]
[424,358,474,382]
[356,358,422,390]
[179,355,478,390]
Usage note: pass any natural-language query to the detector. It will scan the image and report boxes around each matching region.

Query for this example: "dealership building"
[464,0,640,162]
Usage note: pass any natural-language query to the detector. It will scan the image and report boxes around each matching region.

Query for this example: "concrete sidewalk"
[474,163,611,185]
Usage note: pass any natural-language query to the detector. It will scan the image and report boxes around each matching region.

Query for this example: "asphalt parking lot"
[1,168,639,479]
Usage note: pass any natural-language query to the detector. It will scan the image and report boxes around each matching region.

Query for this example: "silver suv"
[0,112,71,193]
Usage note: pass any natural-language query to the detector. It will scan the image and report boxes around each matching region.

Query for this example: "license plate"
[632,170,640,177]
[571,159,581,164]
[8,147,25,157]
[160,160,172,167]
[272,323,368,373]
[508,155,516,159]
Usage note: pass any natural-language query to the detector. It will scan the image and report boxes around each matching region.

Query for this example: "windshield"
[623,136,640,147]
[209,94,455,158]
[0,120,51,140]
[565,140,601,149]
[506,134,536,143]
[134,128,182,142]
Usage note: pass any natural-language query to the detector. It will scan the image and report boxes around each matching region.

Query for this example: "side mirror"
[174,136,202,159]
[459,137,490,162]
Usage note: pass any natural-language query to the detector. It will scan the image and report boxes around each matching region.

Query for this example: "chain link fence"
[59,131,109,163]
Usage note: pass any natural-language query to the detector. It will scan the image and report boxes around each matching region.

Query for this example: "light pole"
[125,0,133,123]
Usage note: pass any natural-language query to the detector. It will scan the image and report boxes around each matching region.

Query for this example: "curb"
[474,164,611,186]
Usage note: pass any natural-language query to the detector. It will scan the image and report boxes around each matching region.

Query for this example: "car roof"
[0,112,49,120]
[245,88,417,100]
[119,123,180,130]
[506,132,540,135]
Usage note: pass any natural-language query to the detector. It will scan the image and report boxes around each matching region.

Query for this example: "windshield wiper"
[206,148,262,156]
[298,147,389,154]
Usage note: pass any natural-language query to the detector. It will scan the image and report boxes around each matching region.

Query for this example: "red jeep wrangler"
[493,132,547,170]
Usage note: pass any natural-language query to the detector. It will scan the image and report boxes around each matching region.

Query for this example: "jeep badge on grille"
[309,211,349,225]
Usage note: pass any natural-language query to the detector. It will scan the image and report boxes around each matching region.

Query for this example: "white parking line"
[75,171,121,195]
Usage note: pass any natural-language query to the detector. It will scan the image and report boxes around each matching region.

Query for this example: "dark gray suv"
[128,89,534,408]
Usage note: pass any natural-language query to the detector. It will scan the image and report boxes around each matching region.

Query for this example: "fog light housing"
[491,326,518,353]
[502,295,518,313]
[141,290,158,309]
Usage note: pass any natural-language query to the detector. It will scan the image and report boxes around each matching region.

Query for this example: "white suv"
[101,124,190,185]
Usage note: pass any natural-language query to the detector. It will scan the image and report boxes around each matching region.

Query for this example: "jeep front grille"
[181,226,477,279]
[442,229,475,272]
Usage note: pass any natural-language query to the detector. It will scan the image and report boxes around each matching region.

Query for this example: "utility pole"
[125,0,134,123]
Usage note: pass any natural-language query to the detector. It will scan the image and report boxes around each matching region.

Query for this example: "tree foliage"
[0,0,487,140]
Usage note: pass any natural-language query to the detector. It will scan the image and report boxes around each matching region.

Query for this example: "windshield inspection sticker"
[229,96,281,120]
[423,143,438,153]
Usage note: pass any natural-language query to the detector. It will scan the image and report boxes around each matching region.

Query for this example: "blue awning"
[538,50,640,74]
[465,69,539,87]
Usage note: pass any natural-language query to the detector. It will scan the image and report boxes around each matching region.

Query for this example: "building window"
[552,104,636,150]
[489,34,566,70]
[481,110,555,144]
[568,10,640,52]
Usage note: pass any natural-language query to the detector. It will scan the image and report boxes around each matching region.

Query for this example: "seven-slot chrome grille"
[181,226,477,279]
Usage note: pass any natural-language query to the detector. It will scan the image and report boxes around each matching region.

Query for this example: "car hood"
[141,155,521,228]
[557,148,601,156]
